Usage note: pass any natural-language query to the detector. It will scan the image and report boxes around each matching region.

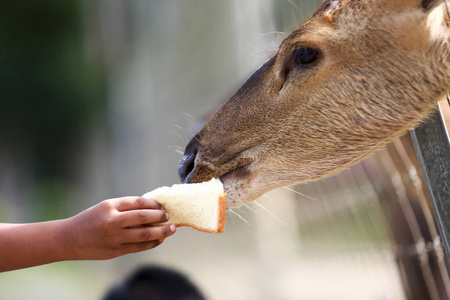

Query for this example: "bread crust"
[215,193,227,233]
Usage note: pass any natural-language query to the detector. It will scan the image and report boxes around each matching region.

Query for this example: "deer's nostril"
[178,149,197,183]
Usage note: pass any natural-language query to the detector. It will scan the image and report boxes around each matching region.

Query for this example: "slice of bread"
[142,178,226,233]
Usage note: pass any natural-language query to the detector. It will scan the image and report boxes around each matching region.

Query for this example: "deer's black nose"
[178,139,199,183]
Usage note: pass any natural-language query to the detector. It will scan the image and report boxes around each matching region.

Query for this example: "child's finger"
[121,224,176,244]
[120,240,163,254]
[112,197,163,212]
[120,209,169,228]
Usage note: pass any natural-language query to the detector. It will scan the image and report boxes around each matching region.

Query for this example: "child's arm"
[0,196,176,272]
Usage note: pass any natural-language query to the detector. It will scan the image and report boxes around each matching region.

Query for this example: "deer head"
[179,0,450,209]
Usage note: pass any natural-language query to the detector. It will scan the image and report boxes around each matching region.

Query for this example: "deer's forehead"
[277,0,439,63]
[314,0,343,17]
[313,0,367,19]
[279,20,339,51]
[286,0,421,45]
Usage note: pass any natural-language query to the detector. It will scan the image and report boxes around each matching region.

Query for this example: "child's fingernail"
[170,224,176,233]
[165,212,169,221]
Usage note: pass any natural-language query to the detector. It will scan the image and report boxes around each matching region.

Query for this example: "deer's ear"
[421,0,443,10]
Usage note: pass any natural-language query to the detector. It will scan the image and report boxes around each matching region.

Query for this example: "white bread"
[142,178,226,233]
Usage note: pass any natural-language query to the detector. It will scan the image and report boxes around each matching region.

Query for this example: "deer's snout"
[178,153,195,183]
[178,138,199,183]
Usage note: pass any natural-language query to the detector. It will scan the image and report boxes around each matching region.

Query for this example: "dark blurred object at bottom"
[103,266,207,300]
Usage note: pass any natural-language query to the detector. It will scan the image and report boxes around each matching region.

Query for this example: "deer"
[178,0,450,210]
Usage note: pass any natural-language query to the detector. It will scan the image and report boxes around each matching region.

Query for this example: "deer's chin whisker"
[227,209,251,226]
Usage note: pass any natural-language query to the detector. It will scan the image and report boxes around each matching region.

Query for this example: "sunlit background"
[1,1,450,299]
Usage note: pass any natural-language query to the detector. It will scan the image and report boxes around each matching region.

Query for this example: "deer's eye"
[294,47,319,65]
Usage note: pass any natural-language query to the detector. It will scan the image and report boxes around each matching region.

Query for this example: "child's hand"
[63,196,176,260]
[0,196,175,271]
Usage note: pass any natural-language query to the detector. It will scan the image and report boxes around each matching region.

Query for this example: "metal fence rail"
[411,102,450,262]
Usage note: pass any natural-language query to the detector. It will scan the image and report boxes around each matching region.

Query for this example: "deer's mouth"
[219,161,252,181]
[179,146,257,209]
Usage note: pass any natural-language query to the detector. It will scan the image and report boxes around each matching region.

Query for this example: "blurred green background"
[0,1,106,221]
[0,1,408,299]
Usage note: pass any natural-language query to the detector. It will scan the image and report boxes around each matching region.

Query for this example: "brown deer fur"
[179,0,450,209]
